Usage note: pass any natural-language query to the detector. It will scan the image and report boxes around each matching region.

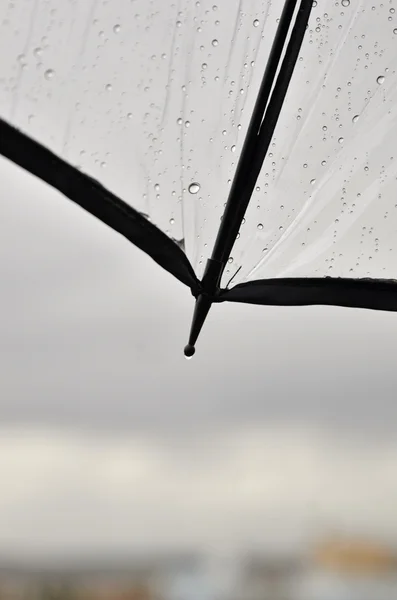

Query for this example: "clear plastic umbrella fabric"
[1,0,397,349]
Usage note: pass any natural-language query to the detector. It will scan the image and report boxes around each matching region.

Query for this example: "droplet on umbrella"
[257,223,264,230]
[253,19,259,27]
[211,39,218,46]
[377,75,385,84]
[352,114,359,123]
[338,137,344,144]
[341,0,350,6]
[188,182,201,194]
[44,68,55,80]
[105,83,112,91]
[113,24,121,33]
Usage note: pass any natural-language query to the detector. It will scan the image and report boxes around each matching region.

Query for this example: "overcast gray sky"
[0,155,397,562]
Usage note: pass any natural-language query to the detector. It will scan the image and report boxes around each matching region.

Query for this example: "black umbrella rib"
[210,0,307,267]
[184,0,313,356]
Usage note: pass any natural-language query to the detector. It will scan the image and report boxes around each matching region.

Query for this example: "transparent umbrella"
[1,0,397,356]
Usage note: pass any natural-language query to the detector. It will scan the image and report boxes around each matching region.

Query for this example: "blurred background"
[1,157,397,599]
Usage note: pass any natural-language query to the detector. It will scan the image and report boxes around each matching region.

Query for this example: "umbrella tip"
[184,344,195,359]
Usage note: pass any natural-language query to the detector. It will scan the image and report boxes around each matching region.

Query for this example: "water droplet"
[352,114,359,123]
[176,20,182,27]
[100,161,106,168]
[211,39,218,47]
[201,62,207,69]
[377,75,385,84]
[44,68,54,80]
[169,218,175,225]
[33,47,42,58]
[231,145,236,153]
[321,160,327,166]
[228,257,233,263]
[394,28,397,34]
[105,83,112,91]
[154,183,160,191]
[177,117,183,125]
[113,24,121,33]
[338,137,344,144]
[341,0,350,6]
[127,112,133,119]
[257,223,264,230]
[310,178,316,185]
[184,120,190,127]
[188,182,200,194]
[253,19,259,27]
[184,344,195,359]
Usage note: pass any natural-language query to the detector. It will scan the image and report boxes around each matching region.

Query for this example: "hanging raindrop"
[184,345,195,358]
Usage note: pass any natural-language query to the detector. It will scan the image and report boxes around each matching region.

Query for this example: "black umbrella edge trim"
[0,118,200,293]
[218,277,397,312]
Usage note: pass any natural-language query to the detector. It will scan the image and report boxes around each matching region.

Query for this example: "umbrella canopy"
[1,0,397,355]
